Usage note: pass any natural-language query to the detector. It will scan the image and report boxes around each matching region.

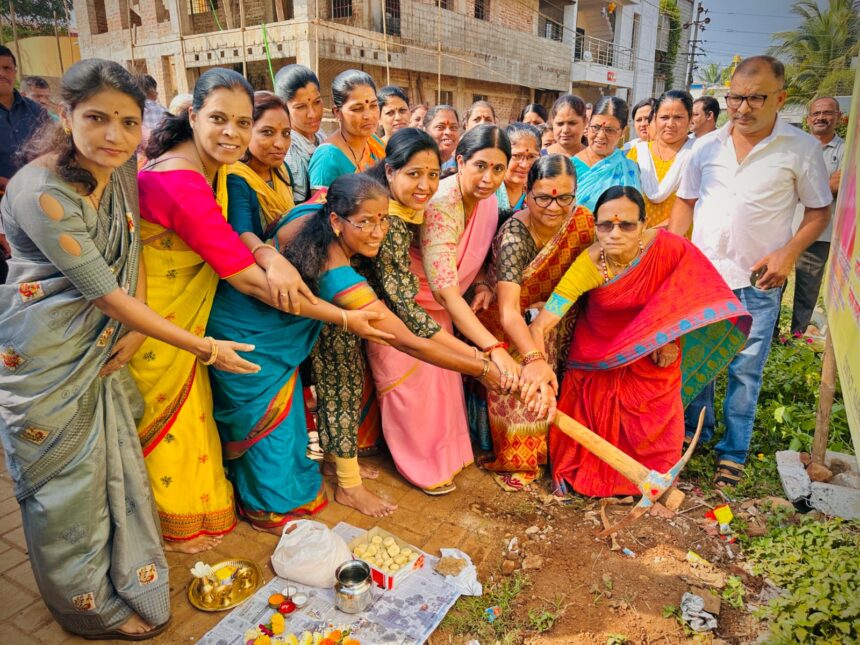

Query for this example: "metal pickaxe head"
[552,407,706,538]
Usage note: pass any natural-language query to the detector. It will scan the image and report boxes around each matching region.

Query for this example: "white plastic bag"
[271,520,352,588]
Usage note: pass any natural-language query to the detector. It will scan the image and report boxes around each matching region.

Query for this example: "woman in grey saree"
[0,60,258,640]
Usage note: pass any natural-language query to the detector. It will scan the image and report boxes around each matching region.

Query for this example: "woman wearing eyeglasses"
[471,155,594,490]
[627,90,694,228]
[528,186,750,498]
[287,174,501,515]
[494,123,542,230]
[573,96,640,214]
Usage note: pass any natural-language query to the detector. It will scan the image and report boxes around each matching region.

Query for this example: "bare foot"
[164,534,222,554]
[117,613,153,635]
[321,461,380,480]
[335,484,397,517]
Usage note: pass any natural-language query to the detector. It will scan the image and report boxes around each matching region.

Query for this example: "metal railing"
[573,34,633,71]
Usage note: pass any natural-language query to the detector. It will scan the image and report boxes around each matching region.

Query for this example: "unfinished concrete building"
[74,0,689,122]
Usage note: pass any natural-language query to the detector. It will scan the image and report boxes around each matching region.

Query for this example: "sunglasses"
[595,220,640,233]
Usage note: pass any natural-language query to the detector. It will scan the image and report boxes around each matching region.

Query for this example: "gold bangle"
[521,350,546,365]
[341,309,349,333]
[250,243,274,256]
[480,358,490,379]
[200,336,219,366]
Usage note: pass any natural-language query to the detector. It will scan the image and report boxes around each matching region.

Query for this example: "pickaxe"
[552,407,705,537]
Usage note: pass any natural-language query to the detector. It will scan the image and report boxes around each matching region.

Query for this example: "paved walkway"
[0,453,497,643]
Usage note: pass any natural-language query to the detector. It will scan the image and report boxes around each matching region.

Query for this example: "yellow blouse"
[544,249,603,318]
[627,143,677,228]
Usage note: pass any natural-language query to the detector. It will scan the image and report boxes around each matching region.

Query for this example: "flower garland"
[244,615,359,645]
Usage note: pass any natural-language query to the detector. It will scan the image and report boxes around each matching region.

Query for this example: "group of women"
[0,57,753,640]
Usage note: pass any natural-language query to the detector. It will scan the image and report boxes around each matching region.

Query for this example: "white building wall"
[627,0,659,105]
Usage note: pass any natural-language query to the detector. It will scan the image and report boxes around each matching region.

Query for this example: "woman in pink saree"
[376,125,520,494]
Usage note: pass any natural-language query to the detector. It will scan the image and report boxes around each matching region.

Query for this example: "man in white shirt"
[690,96,720,138]
[669,56,832,487]
[789,96,844,335]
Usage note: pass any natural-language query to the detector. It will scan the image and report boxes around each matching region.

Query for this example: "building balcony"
[570,34,634,88]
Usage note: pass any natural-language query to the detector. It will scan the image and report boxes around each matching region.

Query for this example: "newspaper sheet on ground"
[197,522,461,645]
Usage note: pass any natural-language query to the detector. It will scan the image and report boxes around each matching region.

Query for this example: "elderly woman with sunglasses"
[471,155,594,491]
[528,186,750,498]
[573,96,640,214]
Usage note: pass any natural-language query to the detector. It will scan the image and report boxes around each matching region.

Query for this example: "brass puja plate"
[187,558,265,612]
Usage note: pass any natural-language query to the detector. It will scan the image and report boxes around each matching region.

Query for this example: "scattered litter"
[621,548,636,558]
[680,592,718,632]
[484,605,502,623]
[707,504,734,524]
[438,548,482,596]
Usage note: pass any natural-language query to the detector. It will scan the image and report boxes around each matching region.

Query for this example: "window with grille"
[652,75,666,96]
[331,0,352,19]
[189,0,217,15]
[439,90,453,105]
[472,94,487,103]
[385,0,401,35]
[474,0,488,21]
[437,0,449,8]
[539,17,563,41]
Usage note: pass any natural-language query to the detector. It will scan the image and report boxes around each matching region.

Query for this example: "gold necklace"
[87,190,102,211]
[526,214,552,248]
[653,139,679,162]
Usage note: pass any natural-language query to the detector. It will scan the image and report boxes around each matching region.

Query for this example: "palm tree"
[696,62,724,86]
[769,0,860,102]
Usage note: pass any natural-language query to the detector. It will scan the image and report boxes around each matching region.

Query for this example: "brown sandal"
[714,459,744,488]
[81,618,170,641]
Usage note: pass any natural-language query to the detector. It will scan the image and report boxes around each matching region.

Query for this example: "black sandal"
[714,459,744,488]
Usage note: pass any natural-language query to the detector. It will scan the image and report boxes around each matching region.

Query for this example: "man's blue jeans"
[684,285,782,464]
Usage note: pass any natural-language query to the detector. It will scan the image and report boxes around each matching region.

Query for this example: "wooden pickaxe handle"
[553,411,651,486]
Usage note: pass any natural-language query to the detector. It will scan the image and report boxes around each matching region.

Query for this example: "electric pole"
[685,3,710,90]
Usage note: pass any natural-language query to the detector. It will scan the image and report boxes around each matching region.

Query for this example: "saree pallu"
[476,207,595,491]
[0,161,169,635]
[130,172,236,541]
[573,150,641,215]
[207,285,326,530]
[550,231,751,497]
[370,194,497,489]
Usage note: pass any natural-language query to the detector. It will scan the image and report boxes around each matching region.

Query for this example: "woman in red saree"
[529,186,751,497]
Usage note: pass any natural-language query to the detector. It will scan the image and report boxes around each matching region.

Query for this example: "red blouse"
[138,169,255,278]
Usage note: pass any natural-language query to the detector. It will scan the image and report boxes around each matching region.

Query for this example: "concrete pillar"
[562,2,578,72]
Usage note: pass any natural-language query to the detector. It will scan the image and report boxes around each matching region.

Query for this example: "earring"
[335,229,341,238]
[63,126,71,136]
[639,237,644,253]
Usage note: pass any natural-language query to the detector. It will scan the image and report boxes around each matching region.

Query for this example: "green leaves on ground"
[748,517,860,643]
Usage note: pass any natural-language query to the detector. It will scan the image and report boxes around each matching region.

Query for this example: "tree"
[0,0,72,42]
[696,63,724,86]
[769,0,860,103]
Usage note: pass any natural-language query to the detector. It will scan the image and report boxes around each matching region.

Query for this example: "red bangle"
[482,341,509,354]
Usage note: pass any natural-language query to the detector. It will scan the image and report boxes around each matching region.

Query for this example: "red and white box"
[348,527,425,590]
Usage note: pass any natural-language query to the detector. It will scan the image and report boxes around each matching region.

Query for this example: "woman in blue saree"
[206,93,393,532]
[572,96,640,214]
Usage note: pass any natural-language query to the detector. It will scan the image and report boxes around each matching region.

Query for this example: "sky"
[694,0,806,69]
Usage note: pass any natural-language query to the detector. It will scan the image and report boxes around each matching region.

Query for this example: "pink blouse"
[138,169,255,278]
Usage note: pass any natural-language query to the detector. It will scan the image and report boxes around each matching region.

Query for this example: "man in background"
[789,95,845,336]
[690,95,720,138]
[0,45,47,283]
[140,74,169,141]
[20,76,58,120]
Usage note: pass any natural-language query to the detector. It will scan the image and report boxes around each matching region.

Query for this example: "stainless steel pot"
[334,560,372,614]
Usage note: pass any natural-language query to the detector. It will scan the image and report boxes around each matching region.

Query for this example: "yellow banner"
[824,66,860,459]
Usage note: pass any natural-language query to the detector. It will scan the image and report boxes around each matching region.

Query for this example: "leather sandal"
[714,459,744,488]
[422,480,456,496]
[81,618,170,641]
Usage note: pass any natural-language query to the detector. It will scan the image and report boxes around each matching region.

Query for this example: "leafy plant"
[721,575,746,609]
[748,517,860,643]
[658,0,682,89]
[606,634,629,645]
[440,572,529,643]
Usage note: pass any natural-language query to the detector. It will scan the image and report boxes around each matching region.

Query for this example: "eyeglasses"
[339,214,391,234]
[725,93,771,110]
[588,124,621,137]
[531,193,575,208]
[595,220,640,233]
[511,153,540,165]
[810,110,837,118]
